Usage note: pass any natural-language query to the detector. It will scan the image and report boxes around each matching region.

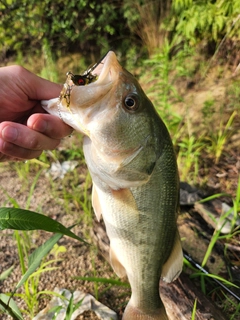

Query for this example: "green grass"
[191,299,197,320]
[206,110,237,164]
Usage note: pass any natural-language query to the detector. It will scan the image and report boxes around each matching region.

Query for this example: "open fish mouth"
[41,51,121,133]
[68,50,115,87]
[58,51,116,108]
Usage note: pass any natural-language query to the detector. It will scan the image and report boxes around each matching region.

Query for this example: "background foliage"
[170,0,240,41]
[1,0,240,62]
[0,0,130,62]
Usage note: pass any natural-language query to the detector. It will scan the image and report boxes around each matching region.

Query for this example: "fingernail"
[34,120,47,132]
[2,126,18,142]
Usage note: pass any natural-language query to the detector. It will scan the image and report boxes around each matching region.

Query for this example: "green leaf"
[0,207,87,244]
[50,306,64,320]
[0,294,24,320]
[14,233,63,292]
[65,292,74,320]
[0,265,14,281]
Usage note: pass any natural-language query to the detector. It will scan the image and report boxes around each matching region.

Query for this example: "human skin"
[0,65,72,161]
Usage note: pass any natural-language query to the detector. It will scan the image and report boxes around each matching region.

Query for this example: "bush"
[164,0,240,47]
[0,0,132,61]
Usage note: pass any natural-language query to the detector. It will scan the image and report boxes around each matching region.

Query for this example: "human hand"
[0,65,73,161]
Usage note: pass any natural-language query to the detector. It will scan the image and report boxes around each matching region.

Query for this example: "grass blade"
[73,276,130,287]
[191,299,197,320]
[65,293,74,320]
[0,294,24,320]
[14,233,63,292]
[191,272,239,289]
[0,265,14,281]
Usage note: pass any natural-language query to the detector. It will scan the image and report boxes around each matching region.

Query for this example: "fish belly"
[94,166,177,319]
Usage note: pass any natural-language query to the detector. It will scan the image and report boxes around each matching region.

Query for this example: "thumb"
[14,65,62,100]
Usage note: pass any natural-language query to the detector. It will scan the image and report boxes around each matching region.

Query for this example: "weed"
[176,115,205,183]
[64,292,83,320]
[78,172,93,225]
[13,258,60,318]
[227,81,240,111]
[199,176,240,263]
[232,175,240,231]
[143,39,182,111]
[41,290,84,320]
[141,38,185,141]
[177,134,204,183]
[74,272,130,302]
[0,207,87,318]
[0,163,88,318]
[0,266,14,281]
[202,98,215,119]
[206,111,237,163]
[191,299,197,320]
[0,293,24,320]
[11,161,31,185]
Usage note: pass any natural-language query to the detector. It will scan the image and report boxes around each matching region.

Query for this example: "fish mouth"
[79,50,119,87]
[69,50,118,87]
[58,51,119,108]
[41,51,121,133]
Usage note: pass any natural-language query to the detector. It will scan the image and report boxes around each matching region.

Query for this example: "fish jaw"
[41,97,87,133]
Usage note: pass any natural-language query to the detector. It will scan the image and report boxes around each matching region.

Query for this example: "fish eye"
[124,94,139,112]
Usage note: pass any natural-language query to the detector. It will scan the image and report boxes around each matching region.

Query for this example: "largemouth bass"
[42,51,183,320]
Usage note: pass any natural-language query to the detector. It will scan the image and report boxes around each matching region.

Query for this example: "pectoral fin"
[110,245,127,278]
[92,183,102,221]
[161,232,183,283]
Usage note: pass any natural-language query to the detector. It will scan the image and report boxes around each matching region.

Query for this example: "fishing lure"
[66,70,97,86]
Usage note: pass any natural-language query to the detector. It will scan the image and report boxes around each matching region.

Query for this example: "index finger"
[27,113,73,139]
